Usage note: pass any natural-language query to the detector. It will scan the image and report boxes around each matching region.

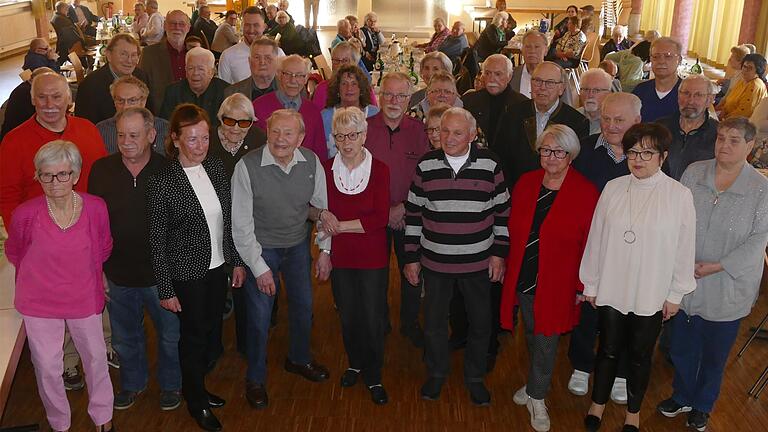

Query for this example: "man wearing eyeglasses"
[96,75,169,155]
[310,41,377,110]
[365,72,430,348]
[140,10,191,113]
[253,55,328,161]
[219,7,286,85]
[577,69,614,135]
[657,74,719,181]
[75,34,152,125]
[493,61,589,190]
[632,36,683,122]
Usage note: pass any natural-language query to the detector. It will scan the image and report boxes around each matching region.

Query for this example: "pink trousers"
[23,313,114,431]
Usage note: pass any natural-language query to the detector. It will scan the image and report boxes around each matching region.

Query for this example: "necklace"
[47,191,78,230]
[219,129,247,156]
[624,177,659,244]
[337,173,365,192]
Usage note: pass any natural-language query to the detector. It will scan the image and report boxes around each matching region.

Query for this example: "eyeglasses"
[538,148,569,159]
[626,149,659,161]
[332,131,364,142]
[581,87,610,95]
[112,51,140,61]
[679,90,711,100]
[221,116,253,128]
[531,78,563,89]
[331,57,352,65]
[114,97,143,105]
[380,92,410,101]
[38,170,73,183]
[425,126,440,134]
[428,88,455,96]
[650,53,679,61]
[281,70,307,80]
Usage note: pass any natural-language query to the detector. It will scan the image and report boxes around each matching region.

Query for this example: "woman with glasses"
[209,93,267,177]
[409,51,454,109]
[716,53,768,121]
[6,140,115,432]
[320,106,391,404]
[580,123,696,432]
[321,64,380,158]
[501,125,599,432]
[425,105,450,149]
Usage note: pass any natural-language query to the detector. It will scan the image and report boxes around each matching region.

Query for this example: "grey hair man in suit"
[139,10,191,113]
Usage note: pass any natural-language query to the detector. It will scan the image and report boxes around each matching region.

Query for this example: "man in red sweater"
[0,72,108,226]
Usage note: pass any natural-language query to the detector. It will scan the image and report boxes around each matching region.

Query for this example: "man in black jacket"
[68,0,98,37]
[191,5,218,47]
[51,1,85,65]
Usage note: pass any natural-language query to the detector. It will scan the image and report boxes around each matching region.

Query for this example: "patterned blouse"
[556,31,587,59]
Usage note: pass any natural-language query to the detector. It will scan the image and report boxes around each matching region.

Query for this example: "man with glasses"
[96,75,169,155]
[494,61,589,189]
[511,30,574,105]
[577,68,614,134]
[253,55,328,160]
[139,10,191,113]
[658,74,719,180]
[365,72,430,348]
[311,41,378,110]
[632,36,683,122]
[219,7,285,85]
[75,34,152,125]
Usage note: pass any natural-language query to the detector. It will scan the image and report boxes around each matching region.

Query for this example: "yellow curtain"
[688,0,745,66]
[639,0,675,36]
[756,1,768,55]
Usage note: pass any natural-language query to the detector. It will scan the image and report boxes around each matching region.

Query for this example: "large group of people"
[2,3,768,432]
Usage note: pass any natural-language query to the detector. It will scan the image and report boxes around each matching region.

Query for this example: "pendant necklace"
[625,178,659,244]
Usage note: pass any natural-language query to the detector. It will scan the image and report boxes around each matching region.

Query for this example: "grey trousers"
[519,293,561,400]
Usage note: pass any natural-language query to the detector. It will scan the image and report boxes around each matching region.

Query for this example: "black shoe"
[466,382,490,406]
[245,381,268,409]
[657,397,692,418]
[190,408,222,432]
[340,368,359,387]
[284,359,330,382]
[686,409,709,432]
[584,414,602,432]
[420,377,445,401]
[206,392,226,409]
[400,325,425,348]
[621,425,639,432]
[368,384,388,405]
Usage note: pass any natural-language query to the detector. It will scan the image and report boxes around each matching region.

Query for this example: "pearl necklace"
[47,191,78,230]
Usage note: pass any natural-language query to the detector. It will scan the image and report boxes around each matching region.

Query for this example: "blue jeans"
[670,310,741,413]
[244,240,313,383]
[107,281,181,392]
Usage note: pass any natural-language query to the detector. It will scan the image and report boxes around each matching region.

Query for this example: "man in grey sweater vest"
[231,109,332,410]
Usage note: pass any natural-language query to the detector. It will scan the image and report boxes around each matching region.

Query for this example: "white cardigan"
[580,169,697,316]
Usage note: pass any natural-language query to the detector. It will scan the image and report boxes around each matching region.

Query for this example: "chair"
[313,54,332,81]
[465,31,478,48]
[67,52,85,84]
[566,68,580,94]
[579,31,600,75]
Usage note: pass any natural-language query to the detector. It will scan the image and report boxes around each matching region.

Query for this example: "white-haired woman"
[475,12,509,61]
[415,18,450,53]
[210,93,267,177]
[600,25,630,60]
[501,125,599,432]
[6,141,114,432]
[409,51,453,108]
[320,106,391,405]
[359,12,384,71]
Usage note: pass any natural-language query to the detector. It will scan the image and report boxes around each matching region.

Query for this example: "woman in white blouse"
[580,123,697,432]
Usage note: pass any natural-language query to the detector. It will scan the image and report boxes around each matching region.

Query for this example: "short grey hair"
[421,51,453,74]
[652,36,682,55]
[275,10,289,21]
[31,72,71,100]
[34,140,82,176]
[337,19,350,31]
[536,124,581,159]
[681,74,720,95]
[379,71,412,94]
[441,107,477,133]
[332,106,368,134]
[267,109,305,134]
[364,12,378,22]
[580,68,613,88]
[115,106,155,133]
[279,54,312,73]
[218,93,256,122]
[427,71,457,91]
[601,92,642,118]
[332,41,361,65]
[109,75,150,99]
[185,47,215,68]
[483,54,514,77]
[612,25,627,40]
[55,1,68,13]
[146,0,158,9]
[433,17,446,27]
[522,29,548,46]
[492,11,509,27]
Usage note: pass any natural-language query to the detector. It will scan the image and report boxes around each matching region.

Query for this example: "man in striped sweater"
[404,107,510,406]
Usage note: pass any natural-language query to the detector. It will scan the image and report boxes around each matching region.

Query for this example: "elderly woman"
[714,45,750,104]
[359,12,385,71]
[321,64,380,158]
[147,104,246,431]
[550,16,587,69]
[425,105,450,149]
[408,51,453,108]
[132,2,149,35]
[209,93,267,176]
[416,18,450,53]
[656,118,768,432]
[750,97,768,157]
[320,106,391,404]
[600,25,630,60]
[717,54,768,120]
[6,141,114,432]
[581,123,696,432]
[475,11,509,62]
[501,125,599,432]
[268,11,302,56]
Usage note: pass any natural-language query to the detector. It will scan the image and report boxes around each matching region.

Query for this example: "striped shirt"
[404,145,510,275]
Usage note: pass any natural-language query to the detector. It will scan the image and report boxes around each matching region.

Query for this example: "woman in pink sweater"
[5,140,114,432]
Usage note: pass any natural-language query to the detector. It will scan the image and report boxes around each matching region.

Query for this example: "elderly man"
[577,68,614,135]
[438,21,469,63]
[331,19,353,50]
[598,59,623,92]
[160,47,228,127]
[211,10,239,55]
[139,10,190,113]
[88,107,180,412]
[311,41,378,110]
[511,30,573,105]
[568,92,642,404]
[632,36,683,122]
[219,6,286,85]
[658,74,719,180]
[141,0,165,46]
[462,54,528,149]
[232,109,331,410]
[68,0,98,37]
[366,72,430,347]
[359,12,384,71]
[494,61,589,189]
[225,38,280,101]
[50,1,85,65]
[191,4,218,48]
[131,2,149,35]
[22,38,60,72]
[265,5,278,30]
[0,72,107,226]
[404,107,510,406]
[253,55,327,161]
[97,75,169,155]
[75,34,152,124]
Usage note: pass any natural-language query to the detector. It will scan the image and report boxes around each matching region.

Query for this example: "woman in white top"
[580,123,696,432]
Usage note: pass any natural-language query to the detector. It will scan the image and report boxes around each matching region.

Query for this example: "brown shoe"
[283,359,330,382]
[245,381,268,409]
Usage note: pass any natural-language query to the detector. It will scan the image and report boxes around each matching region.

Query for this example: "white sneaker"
[568,369,590,396]
[526,397,551,432]
[513,385,529,405]
[611,377,628,404]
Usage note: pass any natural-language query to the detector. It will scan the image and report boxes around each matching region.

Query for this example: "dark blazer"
[475,24,507,61]
[146,156,245,299]
[510,65,574,106]
[68,4,98,27]
[139,38,175,113]
[0,81,34,141]
[461,85,528,148]
[22,52,60,72]
[493,99,590,189]
[268,22,302,56]
[50,12,84,64]
[191,17,218,47]
[74,65,153,124]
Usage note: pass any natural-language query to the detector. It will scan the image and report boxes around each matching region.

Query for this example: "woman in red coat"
[500,124,599,432]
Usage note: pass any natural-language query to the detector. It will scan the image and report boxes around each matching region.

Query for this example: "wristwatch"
[320,249,331,255]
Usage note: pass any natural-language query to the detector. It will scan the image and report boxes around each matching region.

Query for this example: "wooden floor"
[2,262,768,432]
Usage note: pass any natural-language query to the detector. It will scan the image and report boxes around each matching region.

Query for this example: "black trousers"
[386,228,422,331]
[423,271,491,382]
[568,302,629,377]
[592,306,663,413]
[331,267,388,386]
[448,281,502,356]
[173,266,228,414]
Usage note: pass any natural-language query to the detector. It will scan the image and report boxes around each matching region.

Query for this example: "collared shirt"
[331,148,373,195]
[535,101,559,136]
[74,6,87,26]
[218,40,286,84]
[96,116,169,155]
[275,89,302,110]
[167,41,186,82]
[520,66,532,98]
[577,106,602,135]
[595,134,626,163]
